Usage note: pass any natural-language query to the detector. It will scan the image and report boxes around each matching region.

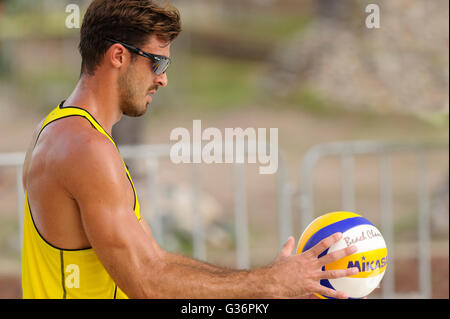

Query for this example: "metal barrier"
[119,143,289,270]
[299,140,449,298]
[0,143,289,272]
[1,140,447,298]
[0,152,26,254]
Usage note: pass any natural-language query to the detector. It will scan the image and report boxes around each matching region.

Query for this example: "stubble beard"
[118,67,148,118]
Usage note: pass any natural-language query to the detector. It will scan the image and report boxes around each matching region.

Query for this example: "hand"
[275,236,296,262]
[271,232,359,299]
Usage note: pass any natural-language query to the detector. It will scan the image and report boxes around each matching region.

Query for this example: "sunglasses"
[105,38,171,75]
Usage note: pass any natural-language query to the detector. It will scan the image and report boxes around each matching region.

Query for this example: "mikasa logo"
[344,229,382,247]
[347,255,388,273]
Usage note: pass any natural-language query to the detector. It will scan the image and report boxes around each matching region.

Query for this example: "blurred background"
[0,0,448,298]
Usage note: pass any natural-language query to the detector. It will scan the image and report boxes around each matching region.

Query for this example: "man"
[21,0,358,299]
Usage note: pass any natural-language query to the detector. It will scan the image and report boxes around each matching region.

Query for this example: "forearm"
[143,259,278,299]
[140,220,231,274]
[137,220,279,298]
[163,251,235,274]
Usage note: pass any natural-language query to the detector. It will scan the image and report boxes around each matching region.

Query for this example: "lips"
[146,88,157,104]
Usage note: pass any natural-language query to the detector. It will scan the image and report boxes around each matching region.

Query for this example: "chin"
[122,102,147,117]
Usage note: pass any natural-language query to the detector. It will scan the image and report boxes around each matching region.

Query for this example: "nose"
[155,72,168,88]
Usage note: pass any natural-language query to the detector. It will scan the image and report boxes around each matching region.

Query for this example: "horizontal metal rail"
[1,142,289,271]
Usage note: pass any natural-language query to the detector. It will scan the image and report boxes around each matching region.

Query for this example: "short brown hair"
[79,0,181,76]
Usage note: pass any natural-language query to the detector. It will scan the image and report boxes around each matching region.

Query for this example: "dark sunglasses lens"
[153,58,170,75]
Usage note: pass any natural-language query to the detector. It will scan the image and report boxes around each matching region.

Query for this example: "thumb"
[280,236,295,258]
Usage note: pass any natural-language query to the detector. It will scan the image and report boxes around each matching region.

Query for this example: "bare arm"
[164,252,235,274]
[61,133,358,299]
[140,218,235,275]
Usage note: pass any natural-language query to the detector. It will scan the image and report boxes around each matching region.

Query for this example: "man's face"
[118,35,170,117]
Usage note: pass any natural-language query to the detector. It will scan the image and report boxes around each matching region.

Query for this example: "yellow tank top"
[22,102,141,299]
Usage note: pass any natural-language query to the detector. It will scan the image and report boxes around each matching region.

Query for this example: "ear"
[107,44,129,69]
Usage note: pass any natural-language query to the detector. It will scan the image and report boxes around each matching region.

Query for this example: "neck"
[64,73,122,135]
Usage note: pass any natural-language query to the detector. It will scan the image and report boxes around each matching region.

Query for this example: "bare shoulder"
[23,116,125,201]
[56,118,118,162]
[50,117,125,188]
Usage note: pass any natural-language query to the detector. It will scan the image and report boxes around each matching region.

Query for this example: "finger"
[305,232,342,258]
[280,236,295,257]
[317,245,358,266]
[314,285,349,299]
[326,289,349,299]
[316,267,360,280]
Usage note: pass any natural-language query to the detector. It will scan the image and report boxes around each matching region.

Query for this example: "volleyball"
[296,211,388,299]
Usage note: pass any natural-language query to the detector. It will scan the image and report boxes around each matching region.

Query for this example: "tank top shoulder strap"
[41,101,117,147]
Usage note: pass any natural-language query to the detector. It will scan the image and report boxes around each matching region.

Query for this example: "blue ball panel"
[302,217,373,252]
